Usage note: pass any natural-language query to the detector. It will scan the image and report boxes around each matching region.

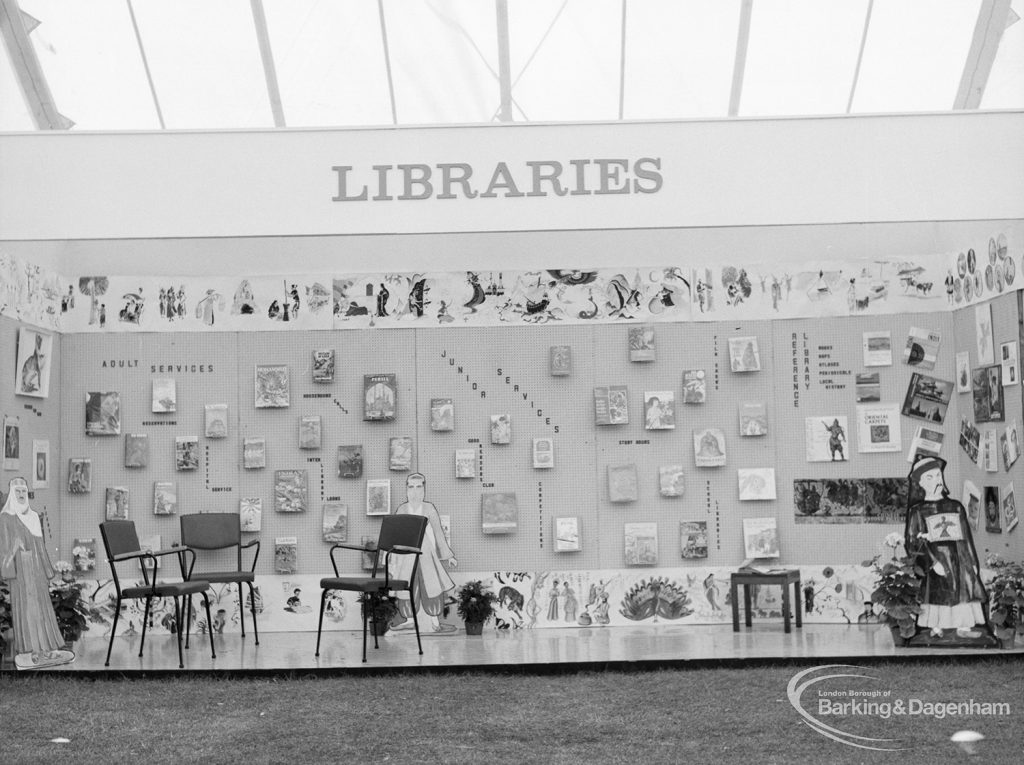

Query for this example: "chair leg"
[409,589,423,656]
[201,593,217,660]
[139,596,152,658]
[361,608,368,663]
[249,583,259,645]
[237,583,246,639]
[315,588,328,657]
[184,595,192,649]
[174,597,184,669]
[105,598,122,667]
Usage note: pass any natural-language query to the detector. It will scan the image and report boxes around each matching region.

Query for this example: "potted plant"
[357,591,400,636]
[49,579,90,646]
[866,532,924,643]
[455,579,498,635]
[986,555,1024,648]
[0,581,12,660]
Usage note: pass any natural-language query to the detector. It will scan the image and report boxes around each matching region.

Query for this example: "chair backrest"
[377,514,428,554]
[99,520,143,592]
[180,513,241,551]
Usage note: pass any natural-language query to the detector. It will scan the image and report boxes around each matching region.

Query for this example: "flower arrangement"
[865,532,923,639]
[985,554,1024,644]
[49,580,90,644]
[455,580,498,625]
[357,591,400,633]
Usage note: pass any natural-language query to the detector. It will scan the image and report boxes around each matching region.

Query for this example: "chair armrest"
[148,547,187,559]
[390,544,422,555]
[242,539,260,572]
[328,542,374,578]
[112,549,148,562]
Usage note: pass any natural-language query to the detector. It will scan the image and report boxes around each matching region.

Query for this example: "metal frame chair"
[316,514,427,662]
[99,520,217,669]
[179,512,261,644]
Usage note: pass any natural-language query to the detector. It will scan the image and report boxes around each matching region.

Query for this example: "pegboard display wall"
[1,315,63,553]
[53,303,1024,577]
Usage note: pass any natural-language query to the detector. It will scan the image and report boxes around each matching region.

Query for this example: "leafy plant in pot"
[866,532,924,642]
[455,579,498,635]
[357,591,400,636]
[986,555,1024,647]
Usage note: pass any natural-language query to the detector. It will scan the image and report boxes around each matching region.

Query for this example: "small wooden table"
[730,569,802,634]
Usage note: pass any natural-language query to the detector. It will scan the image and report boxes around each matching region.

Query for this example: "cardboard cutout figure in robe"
[0,478,75,669]
[903,457,997,646]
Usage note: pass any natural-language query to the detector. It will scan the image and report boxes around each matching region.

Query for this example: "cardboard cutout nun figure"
[0,477,75,669]
[903,456,994,644]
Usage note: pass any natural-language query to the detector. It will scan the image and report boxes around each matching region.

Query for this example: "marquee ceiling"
[1,0,1022,132]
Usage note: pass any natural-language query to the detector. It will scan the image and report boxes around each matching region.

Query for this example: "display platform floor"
[5,622,1020,676]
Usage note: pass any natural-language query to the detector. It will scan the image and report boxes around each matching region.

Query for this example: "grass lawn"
[1,659,1021,764]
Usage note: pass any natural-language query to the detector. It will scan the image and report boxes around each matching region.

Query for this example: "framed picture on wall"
[31,440,49,489]
[14,328,53,398]
[67,458,91,493]
[3,414,19,470]
[85,392,121,435]
[366,479,391,516]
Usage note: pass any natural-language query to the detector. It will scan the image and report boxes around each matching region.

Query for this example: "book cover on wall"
[14,327,53,398]
[624,523,658,566]
[72,538,96,573]
[1003,483,1018,533]
[481,492,518,535]
[153,481,177,515]
[628,325,655,362]
[3,415,19,470]
[728,336,761,372]
[985,485,1001,533]
[30,440,49,489]
[854,373,881,403]
[983,429,999,472]
[204,404,228,438]
[955,352,972,393]
[679,521,708,559]
[901,373,952,424]
[430,398,454,431]
[85,391,120,435]
[607,463,639,503]
[976,303,995,364]
[658,465,685,497]
[123,434,149,468]
[681,369,706,403]
[972,365,1005,423]
[67,458,91,493]
[105,486,128,520]
[805,417,848,462]
[742,517,780,559]
[693,428,726,467]
[243,437,266,469]
[593,385,629,425]
[532,437,554,469]
[275,469,308,513]
[337,445,363,478]
[862,331,892,367]
[856,404,901,453]
[152,378,177,413]
[322,502,348,542]
[554,516,580,552]
[644,391,675,430]
[739,401,768,436]
[138,534,161,575]
[363,373,397,421]
[175,436,199,470]
[240,497,262,532]
[274,537,298,574]
[299,415,322,450]
[1004,422,1020,470]
[902,326,940,370]
[360,536,377,571]
[312,349,335,382]
[389,436,413,471]
[366,479,391,516]
[454,448,476,478]
[254,364,290,408]
[1000,341,1019,386]
[907,425,944,462]
[490,414,511,444]
[738,468,777,500]
[959,417,981,464]
[962,480,982,532]
[549,345,572,376]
